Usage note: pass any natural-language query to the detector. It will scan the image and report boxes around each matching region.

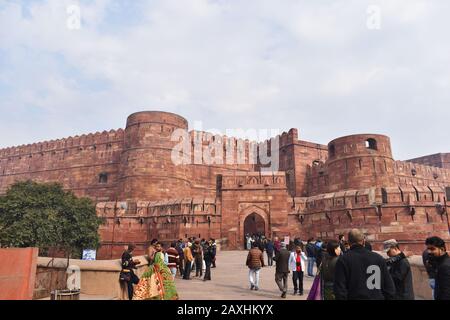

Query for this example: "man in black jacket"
[384,239,415,300]
[334,229,395,300]
[121,244,141,300]
[274,242,291,298]
[425,237,450,300]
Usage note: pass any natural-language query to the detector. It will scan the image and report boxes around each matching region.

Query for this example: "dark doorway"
[244,213,265,238]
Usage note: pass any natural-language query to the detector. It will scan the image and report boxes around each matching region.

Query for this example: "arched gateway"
[243,212,266,237]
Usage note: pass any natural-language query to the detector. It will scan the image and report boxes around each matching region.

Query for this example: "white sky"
[0,0,449,160]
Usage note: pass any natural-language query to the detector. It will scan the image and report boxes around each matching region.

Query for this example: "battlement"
[259,128,299,149]
[406,153,450,169]
[0,129,124,159]
[220,171,287,189]
[291,185,448,214]
[395,160,450,186]
[188,130,258,166]
[96,197,218,218]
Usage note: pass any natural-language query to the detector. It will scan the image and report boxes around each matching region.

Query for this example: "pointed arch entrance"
[244,213,266,237]
[239,205,269,249]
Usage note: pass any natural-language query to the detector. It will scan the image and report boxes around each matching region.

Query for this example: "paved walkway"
[175,251,316,300]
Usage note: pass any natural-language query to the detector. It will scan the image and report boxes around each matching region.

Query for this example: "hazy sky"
[0,0,449,160]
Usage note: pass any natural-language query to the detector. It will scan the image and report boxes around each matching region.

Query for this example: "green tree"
[0,181,104,258]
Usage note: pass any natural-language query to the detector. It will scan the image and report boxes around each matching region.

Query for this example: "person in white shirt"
[288,244,308,295]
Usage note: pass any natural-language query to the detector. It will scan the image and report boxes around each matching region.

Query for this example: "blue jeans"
[307,257,316,276]
[170,267,177,279]
[429,278,435,300]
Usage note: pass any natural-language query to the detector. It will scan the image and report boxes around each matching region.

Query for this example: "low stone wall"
[34,255,149,300]
[409,255,432,300]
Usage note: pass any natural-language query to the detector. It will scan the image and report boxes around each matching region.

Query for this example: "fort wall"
[0,111,449,259]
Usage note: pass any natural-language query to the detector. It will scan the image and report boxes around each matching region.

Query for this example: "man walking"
[289,244,307,295]
[334,229,395,300]
[274,242,291,298]
[246,242,264,290]
[425,237,450,300]
[384,239,415,300]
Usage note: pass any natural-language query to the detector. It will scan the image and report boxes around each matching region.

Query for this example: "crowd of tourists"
[120,237,217,300]
[119,230,449,300]
[245,234,307,297]
[245,229,450,300]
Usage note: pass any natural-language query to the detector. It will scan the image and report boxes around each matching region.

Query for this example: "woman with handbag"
[120,244,141,300]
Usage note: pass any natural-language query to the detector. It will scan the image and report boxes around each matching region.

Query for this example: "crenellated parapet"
[188,130,258,168]
[96,197,219,218]
[395,160,450,187]
[287,185,449,253]
[0,129,124,159]
[220,171,287,190]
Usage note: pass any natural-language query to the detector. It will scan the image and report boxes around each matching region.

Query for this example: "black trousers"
[267,252,274,266]
[126,272,140,300]
[183,260,192,279]
[204,260,212,280]
[292,271,304,294]
[212,256,216,268]
[178,258,185,276]
[195,258,203,277]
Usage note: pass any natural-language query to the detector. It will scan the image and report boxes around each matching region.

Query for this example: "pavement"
[175,250,316,300]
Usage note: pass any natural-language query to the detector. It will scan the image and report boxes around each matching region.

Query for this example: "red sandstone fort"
[0,111,449,259]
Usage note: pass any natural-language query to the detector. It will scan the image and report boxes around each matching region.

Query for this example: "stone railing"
[408,255,433,300]
[34,255,149,300]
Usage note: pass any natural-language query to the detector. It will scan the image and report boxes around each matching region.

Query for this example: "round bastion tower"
[326,134,397,192]
[117,111,191,200]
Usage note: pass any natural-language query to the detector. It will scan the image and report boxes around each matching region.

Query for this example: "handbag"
[119,269,132,282]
